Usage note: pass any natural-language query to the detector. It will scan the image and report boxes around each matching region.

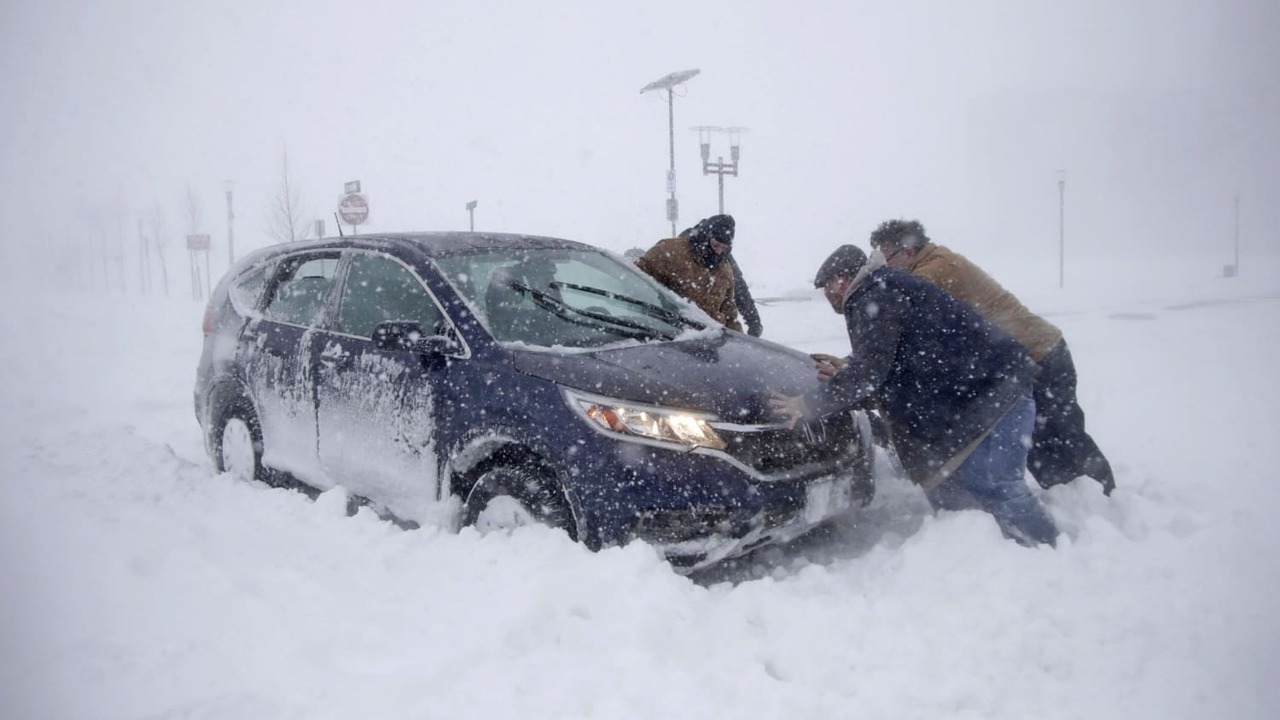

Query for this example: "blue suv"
[195,232,874,571]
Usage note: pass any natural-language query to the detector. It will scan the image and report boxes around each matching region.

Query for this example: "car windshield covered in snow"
[433,248,706,347]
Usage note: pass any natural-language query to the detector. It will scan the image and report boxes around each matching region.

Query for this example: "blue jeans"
[926,395,1059,547]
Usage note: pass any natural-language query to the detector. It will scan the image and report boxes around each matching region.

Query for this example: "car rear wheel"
[462,466,576,540]
[216,399,264,484]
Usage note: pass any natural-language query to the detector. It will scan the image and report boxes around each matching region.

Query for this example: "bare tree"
[183,181,213,299]
[45,229,80,293]
[149,203,171,297]
[113,198,128,294]
[137,214,150,296]
[264,148,311,244]
[184,181,203,235]
[77,203,112,294]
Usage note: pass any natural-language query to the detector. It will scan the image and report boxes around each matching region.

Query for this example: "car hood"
[511,333,828,423]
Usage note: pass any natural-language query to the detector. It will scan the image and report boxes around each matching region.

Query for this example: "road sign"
[338,193,369,226]
[344,180,361,195]
[186,234,211,251]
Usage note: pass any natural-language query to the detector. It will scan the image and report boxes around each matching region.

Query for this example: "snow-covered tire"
[462,466,576,540]
[215,398,265,484]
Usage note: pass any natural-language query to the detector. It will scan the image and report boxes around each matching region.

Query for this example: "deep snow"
[2,255,1279,720]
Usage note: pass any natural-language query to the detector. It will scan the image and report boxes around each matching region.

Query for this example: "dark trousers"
[1027,340,1116,494]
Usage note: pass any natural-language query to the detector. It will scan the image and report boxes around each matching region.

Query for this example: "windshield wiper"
[549,281,706,330]
[505,279,677,341]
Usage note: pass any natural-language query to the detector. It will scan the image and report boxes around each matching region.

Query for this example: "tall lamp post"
[466,200,477,231]
[1057,170,1066,289]
[640,68,700,237]
[224,181,236,267]
[1231,194,1240,277]
[692,126,747,214]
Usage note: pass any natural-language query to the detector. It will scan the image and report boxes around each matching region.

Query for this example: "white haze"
[1,0,1277,295]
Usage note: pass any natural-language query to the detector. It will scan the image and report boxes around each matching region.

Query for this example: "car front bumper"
[645,471,873,573]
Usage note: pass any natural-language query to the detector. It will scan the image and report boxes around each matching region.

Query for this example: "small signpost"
[186,234,212,300]
[338,181,369,234]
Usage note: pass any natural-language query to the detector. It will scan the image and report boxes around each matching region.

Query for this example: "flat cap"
[813,244,868,288]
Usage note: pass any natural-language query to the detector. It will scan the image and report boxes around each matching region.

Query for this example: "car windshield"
[433,247,705,348]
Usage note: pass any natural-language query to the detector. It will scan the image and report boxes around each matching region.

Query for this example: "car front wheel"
[462,466,577,541]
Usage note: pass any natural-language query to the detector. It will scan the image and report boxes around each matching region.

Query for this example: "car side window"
[336,253,444,338]
[263,255,340,327]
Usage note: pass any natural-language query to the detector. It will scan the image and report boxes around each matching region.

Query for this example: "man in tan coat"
[635,214,743,332]
[869,219,1115,496]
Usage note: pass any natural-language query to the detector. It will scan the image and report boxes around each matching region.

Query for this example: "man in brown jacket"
[635,214,743,332]
[869,219,1115,496]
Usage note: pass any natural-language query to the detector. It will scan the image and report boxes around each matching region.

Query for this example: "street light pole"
[225,182,235,267]
[1058,170,1066,289]
[641,68,700,237]
[693,126,747,214]
[466,200,477,232]
[667,87,676,232]
[1233,194,1240,273]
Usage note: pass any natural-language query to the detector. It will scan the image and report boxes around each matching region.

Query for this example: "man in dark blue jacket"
[770,245,1058,546]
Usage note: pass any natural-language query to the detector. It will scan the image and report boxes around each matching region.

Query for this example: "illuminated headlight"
[562,387,727,451]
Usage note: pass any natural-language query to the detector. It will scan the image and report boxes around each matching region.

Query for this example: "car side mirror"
[372,321,457,355]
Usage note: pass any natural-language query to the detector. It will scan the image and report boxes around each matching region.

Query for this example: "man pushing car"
[770,244,1059,547]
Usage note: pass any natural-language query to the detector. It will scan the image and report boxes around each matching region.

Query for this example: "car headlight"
[562,387,727,451]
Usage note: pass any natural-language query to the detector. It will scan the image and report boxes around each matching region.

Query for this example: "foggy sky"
[2,0,1276,286]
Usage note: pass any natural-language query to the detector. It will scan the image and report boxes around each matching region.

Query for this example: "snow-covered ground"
[2,255,1279,720]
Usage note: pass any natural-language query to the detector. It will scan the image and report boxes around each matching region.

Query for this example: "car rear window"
[263,256,339,327]
[229,266,267,314]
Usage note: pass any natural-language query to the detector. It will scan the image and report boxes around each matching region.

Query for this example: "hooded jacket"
[907,244,1062,362]
[812,260,1036,488]
[635,236,742,331]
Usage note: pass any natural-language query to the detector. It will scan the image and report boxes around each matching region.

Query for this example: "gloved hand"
[809,353,847,381]
[768,392,809,429]
[747,322,763,337]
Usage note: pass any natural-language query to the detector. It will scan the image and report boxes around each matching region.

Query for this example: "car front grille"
[713,411,865,480]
